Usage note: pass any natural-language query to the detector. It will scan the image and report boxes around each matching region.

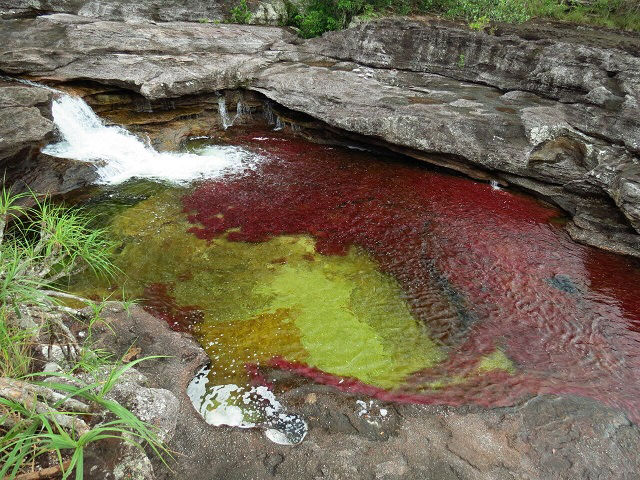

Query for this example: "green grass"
[0,186,115,310]
[0,311,35,378]
[0,186,168,479]
[0,309,170,480]
[1,367,170,480]
[281,0,640,37]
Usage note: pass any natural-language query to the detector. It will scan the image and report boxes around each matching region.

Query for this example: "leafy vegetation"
[229,0,253,24]
[0,188,114,312]
[0,187,167,479]
[278,0,640,38]
[1,363,169,480]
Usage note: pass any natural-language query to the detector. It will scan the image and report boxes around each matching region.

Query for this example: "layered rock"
[0,13,639,256]
[0,0,227,22]
[0,0,292,25]
[0,81,54,173]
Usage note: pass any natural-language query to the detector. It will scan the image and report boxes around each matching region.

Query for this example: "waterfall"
[218,97,232,130]
[43,95,258,185]
[236,101,251,116]
[490,180,501,190]
[263,100,275,125]
[232,101,252,125]
[263,101,286,131]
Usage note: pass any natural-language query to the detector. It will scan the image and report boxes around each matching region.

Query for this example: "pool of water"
[69,127,640,426]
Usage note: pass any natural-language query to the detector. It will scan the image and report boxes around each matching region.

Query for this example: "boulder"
[0,83,54,171]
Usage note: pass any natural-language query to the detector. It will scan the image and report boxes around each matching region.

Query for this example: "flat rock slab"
[0,0,228,22]
[0,15,295,97]
[1,14,639,256]
[94,304,640,480]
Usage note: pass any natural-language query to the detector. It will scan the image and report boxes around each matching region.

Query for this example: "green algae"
[476,348,516,374]
[70,181,516,392]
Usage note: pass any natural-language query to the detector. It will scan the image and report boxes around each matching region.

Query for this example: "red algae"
[182,130,640,420]
[143,283,203,333]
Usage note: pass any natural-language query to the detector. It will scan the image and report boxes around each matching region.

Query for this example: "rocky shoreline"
[91,303,640,480]
[0,13,639,257]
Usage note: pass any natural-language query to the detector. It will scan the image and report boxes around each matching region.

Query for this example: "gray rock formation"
[0,0,293,25]
[0,82,54,171]
[0,0,228,22]
[0,13,639,257]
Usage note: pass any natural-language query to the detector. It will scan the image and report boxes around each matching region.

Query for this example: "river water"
[44,94,640,440]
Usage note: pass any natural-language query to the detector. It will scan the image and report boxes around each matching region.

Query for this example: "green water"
[71,182,513,389]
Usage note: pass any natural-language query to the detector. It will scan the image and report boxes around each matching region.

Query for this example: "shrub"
[286,0,640,37]
[229,0,252,24]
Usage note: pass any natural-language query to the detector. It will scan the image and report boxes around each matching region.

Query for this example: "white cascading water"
[217,97,232,130]
[43,95,258,185]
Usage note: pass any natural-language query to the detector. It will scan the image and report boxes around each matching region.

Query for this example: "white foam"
[43,95,259,185]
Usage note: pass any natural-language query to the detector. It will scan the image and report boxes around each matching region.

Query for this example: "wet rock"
[84,304,640,480]
[89,303,209,396]
[547,274,582,295]
[374,455,408,479]
[13,152,98,196]
[263,452,284,475]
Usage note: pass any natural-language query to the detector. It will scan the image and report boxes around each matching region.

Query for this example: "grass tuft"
[0,185,169,478]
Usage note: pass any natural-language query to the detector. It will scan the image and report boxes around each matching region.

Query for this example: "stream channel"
[42,92,640,445]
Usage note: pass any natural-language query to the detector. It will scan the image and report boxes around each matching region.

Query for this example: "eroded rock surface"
[0,0,228,22]
[0,14,639,257]
[92,304,640,480]
[0,81,53,170]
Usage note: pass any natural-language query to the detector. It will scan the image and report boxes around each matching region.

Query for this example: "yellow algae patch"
[476,348,516,374]
[197,308,307,385]
[70,184,445,389]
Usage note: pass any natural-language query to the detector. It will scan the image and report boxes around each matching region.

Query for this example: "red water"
[181,130,640,420]
[143,283,203,334]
